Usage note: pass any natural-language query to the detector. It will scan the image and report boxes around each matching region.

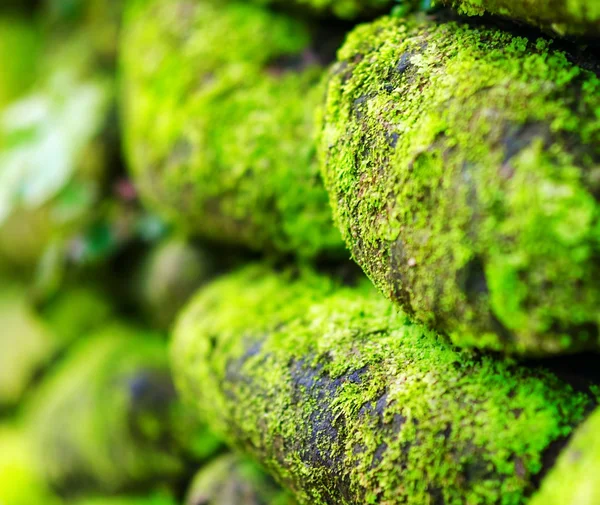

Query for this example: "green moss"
[26,323,215,495]
[0,34,113,269]
[121,0,345,259]
[0,424,62,505]
[172,264,595,505]
[530,407,600,505]
[439,0,600,36]
[0,18,40,108]
[133,239,215,330]
[185,454,296,505]
[0,281,55,409]
[318,13,600,356]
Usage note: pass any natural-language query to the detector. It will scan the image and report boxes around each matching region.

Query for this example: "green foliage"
[121,0,345,258]
[172,264,594,505]
[319,13,600,355]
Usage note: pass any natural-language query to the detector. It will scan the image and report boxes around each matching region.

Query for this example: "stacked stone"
[1,0,599,504]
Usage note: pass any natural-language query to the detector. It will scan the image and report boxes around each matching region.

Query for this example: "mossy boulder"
[26,324,218,495]
[121,0,345,259]
[318,13,600,356]
[185,454,296,505]
[440,0,600,37]
[172,264,597,505]
[530,406,600,505]
[0,35,113,269]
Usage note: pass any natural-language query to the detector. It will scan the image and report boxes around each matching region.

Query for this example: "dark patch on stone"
[428,486,446,505]
[459,256,489,302]
[489,312,516,344]
[389,238,414,316]
[371,442,388,468]
[286,360,371,504]
[387,131,400,148]
[531,436,572,490]
[551,321,599,351]
[315,260,366,287]
[528,352,600,397]
[266,52,309,75]
[501,122,550,165]
[127,369,176,409]
[397,52,413,73]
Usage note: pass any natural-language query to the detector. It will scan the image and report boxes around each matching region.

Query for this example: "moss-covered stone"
[0,424,62,505]
[0,34,113,269]
[121,0,345,259]
[245,0,393,20]
[440,0,600,37]
[530,406,600,505]
[26,324,218,495]
[318,13,600,356]
[172,264,597,505]
[0,17,40,109]
[185,454,296,505]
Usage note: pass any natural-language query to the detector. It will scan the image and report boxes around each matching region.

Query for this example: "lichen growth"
[530,406,600,505]
[172,264,595,505]
[185,454,296,505]
[26,323,215,495]
[439,0,600,37]
[121,0,345,258]
[318,13,600,355]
